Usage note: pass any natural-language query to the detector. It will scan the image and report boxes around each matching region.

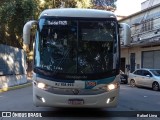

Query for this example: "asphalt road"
[0,84,160,120]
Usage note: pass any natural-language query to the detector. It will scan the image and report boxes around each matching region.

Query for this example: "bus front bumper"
[33,86,119,108]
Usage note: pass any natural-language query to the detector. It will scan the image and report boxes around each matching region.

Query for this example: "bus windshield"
[35,17,117,76]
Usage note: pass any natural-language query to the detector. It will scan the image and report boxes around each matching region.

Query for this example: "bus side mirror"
[23,20,37,51]
[119,23,131,46]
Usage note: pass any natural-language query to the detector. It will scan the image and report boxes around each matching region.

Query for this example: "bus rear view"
[23,8,131,108]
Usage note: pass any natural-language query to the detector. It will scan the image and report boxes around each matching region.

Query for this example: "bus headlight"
[37,82,46,89]
[100,82,119,91]
[108,84,116,90]
[107,83,119,91]
[34,81,52,91]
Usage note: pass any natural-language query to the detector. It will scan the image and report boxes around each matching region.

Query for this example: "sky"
[115,0,147,16]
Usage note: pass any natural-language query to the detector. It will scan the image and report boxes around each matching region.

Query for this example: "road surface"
[0,84,160,120]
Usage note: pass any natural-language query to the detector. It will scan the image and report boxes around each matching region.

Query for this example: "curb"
[0,82,32,93]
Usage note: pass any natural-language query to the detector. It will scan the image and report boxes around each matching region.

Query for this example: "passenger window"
[143,70,152,77]
[134,70,142,75]
[133,70,138,75]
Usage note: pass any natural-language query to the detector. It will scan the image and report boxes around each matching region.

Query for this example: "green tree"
[0,0,5,4]
[0,0,37,48]
[92,0,117,11]
[37,0,92,10]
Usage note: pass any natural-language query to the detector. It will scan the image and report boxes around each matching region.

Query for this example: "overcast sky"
[115,0,147,16]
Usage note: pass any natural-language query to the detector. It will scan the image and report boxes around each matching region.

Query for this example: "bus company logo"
[72,89,79,95]
[86,81,97,87]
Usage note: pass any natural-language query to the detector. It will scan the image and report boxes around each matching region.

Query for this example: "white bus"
[23,8,130,108]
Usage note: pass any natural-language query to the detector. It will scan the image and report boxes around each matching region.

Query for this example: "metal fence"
[0,44,26,75]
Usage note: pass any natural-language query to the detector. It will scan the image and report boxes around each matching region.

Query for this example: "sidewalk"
[0,77,32,93]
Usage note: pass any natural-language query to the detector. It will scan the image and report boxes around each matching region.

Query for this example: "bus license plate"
[68,99,84,105]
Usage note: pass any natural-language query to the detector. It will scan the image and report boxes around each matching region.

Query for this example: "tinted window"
[142,70,152,77]
[134,70,142,75]
[150,70,160,76]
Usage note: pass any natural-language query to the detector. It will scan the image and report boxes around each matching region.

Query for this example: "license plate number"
[68,99,84,105]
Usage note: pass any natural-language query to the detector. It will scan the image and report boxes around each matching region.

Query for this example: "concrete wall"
[0,74,27,89]
[0,44,26,75]
[0,44,27,89]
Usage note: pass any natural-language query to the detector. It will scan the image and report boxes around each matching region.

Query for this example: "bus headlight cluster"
[108,84,116,90]
[37,83,46,89]
[100,82,119,91]
[108,83,119,91]
[34,81,51,90]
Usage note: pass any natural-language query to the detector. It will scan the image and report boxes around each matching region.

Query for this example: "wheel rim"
[153,82,159,91]
[130,80,135,87]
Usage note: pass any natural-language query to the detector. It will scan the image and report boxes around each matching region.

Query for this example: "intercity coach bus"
[23,8,130,108]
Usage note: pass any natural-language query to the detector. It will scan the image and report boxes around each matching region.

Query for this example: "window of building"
[141,19,153,32]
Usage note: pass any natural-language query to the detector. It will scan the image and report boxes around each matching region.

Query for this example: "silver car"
[128,68,160,91]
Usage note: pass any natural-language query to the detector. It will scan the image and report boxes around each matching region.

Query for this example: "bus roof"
[39,8,117,19]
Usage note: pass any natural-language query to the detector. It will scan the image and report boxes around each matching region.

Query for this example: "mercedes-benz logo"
[72,89,79,95]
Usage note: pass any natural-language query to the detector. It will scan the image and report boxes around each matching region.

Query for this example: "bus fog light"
[37,82,46,89]
[106,97,115,104]
[106,98,110,104]
[41,97,46,103]
[36,95,46,103]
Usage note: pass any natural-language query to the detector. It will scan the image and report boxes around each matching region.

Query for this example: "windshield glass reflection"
[35,18,117,74]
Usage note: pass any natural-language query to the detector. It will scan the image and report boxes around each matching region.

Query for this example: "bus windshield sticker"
[47,20,68,25]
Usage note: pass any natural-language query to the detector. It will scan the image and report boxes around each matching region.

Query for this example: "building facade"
[141,0,160,10]
[119,2,160,74]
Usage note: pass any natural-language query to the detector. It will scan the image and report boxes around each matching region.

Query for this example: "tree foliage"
[0,0,37,48]
[92,0,117,11]
[0,0,117,75]
[38,0,92,10]
[0,0,117,49]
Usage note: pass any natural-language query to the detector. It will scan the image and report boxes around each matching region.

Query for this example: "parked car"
[128,68,160,91]
[119,70,128,84]
[120,74,128,84]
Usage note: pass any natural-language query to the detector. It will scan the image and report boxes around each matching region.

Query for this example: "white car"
[128,68,160,91]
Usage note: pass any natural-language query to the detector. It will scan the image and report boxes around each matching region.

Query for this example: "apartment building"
[119,0,160,74]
